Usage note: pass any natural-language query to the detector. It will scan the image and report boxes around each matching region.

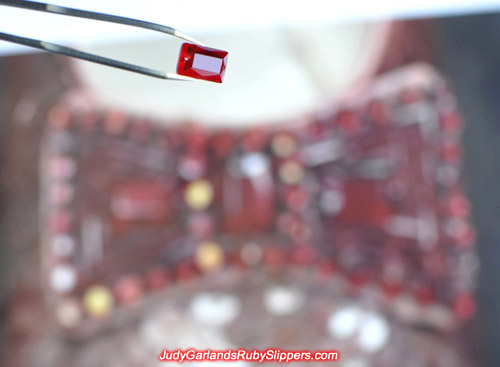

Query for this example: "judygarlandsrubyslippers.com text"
[158,348,340,363]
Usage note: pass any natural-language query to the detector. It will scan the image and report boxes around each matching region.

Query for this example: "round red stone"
[114,275,144,305]
[453,293,476,320]
[146,267,170,291]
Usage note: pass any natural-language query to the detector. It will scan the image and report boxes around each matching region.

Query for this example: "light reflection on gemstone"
[192,54,224,75]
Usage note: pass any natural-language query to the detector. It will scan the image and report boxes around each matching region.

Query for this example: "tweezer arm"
[0,32,196,80]
[0,0,204,46]
[0,0,202,80]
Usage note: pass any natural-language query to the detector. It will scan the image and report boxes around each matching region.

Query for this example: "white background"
[1,0,500,55]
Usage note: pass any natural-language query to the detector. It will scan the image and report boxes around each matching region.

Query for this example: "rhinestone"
[145,267,169,291]
[240,153,269,178]
[104,110,127,135]
[178,155,206,180]
[55,300,82,328]
[185,179,214,210]
[336,110,360,133]
[240,242,262,266]
[49,211,72,232]
[48,104,70,130]
[320,190,345,215]
[190,293,240,326]
[49,183,74,205]
[278,161,304,185]
[271,133,297,157]
[327,306,361,339]
[52,235,75,257]
[241,128,268,151]
[83,285,114,318]
[284,187,309,211]
[440,111,462,132]
[263,286,304,315]
[453,293,476,320]
[50,157,76,179]
[188,212,215,238]
[50,265,77,293]
[357,312,390,353]
[436,165,460,186]
[195,241,224,272]
[114,275,143,306]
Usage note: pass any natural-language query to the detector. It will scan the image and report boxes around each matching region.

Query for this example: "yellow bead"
[271,134,297,158]
[279,161,304,185]
[83,285,113,318]
[185,179,214,210]
[55,300,82,328]
[196,241,224,272]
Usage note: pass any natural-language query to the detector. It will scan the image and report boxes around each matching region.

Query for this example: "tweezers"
[0,0,204,80]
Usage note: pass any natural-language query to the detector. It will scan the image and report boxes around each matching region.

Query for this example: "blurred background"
[1,1,500,366]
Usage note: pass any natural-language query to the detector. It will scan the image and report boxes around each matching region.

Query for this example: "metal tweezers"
[0,0,204,80]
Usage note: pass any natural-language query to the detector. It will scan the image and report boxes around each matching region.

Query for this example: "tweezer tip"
[165,73,198,81]
[173,30,205,47]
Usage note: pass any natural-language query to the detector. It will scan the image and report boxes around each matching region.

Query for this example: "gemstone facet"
[177,43,228,83]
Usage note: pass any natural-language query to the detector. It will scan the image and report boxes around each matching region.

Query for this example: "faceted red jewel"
[177,43,228,83]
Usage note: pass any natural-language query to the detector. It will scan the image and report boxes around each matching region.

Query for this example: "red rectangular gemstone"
[177,43,228,83]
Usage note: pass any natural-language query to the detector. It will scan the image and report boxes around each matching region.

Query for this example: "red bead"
[381,280,403,298]
[174,261,198,281]
[347,269,371,291]
[400,88,422,104]
[284,186,309,212]
[129,119,151,142]
[291,244,316,265]
[440,142,461,162]
[113,275,143,305]
[188,212,215,238]
[241,128,269,151]
[146,267,169,291]
[211,131,235,158]
[367,100,391,125]
[335,110,360,134]
[446,194,470,218]
[306,119,328,137]
[177,43,228,83]
[185,126,208,153]
[440,111,462,132]
[48,104,71,130]
[263,246,287,269]
[50,211,72,232]
[453,293,476,320]
[315,260,336,280]
[412,284,435,305]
